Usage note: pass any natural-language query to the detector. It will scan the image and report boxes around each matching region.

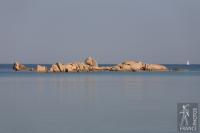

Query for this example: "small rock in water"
[35,65,47,73]
[13,62,30,71]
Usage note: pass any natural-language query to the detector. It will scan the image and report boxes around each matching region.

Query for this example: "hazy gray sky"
[0,0,200,64]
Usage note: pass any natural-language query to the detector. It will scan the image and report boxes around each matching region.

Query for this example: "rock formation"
[145,64,168,71]
[56,62,66,72]
[13,57,168,73]
[13,62,30,71]
[49,64,60,72]
[49,62,90,72]
[85,57,98,67]
[35,65,47,72]
[112,60,145,72]
[64,62,89,72]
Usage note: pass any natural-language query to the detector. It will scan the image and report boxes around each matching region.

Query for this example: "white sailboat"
[186,60,190,65]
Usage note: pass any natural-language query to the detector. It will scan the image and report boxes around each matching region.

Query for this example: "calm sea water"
[0,64,200,133]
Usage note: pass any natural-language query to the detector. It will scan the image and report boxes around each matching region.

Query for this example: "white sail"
[186,60,190,65]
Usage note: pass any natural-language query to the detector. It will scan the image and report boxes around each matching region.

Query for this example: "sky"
[0,0,200,64]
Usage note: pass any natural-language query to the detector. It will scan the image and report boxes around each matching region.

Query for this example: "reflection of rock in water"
[34,76,97,105]
[121,77,145,101]
[56,77,96,104]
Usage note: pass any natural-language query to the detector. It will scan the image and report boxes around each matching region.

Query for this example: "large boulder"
[13,62,29,71]
[70,63,79,71]
[77,63,90,72]
[62,62,90,72]
[35,65,47,72]
[114,60,145,71]
[67,63,78,72]
[49,64,60,72]
[56,62,66,72]
[85,57,98,67]
[145,64,168,71]
[64,64,74,72]
[122,60,145,70]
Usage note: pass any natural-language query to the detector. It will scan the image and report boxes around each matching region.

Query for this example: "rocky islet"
[13,57,168,73]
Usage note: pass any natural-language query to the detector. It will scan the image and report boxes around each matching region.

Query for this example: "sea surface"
[0,64,200,133]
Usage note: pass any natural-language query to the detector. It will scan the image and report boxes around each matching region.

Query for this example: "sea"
[0,64,200,133]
